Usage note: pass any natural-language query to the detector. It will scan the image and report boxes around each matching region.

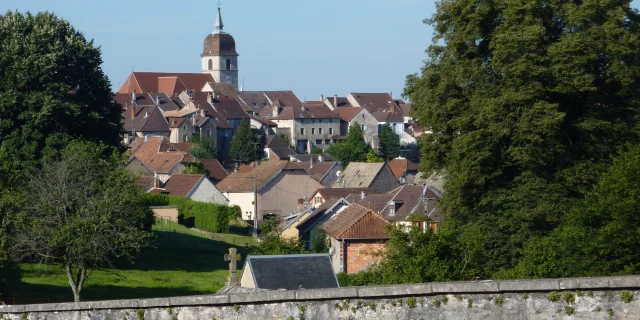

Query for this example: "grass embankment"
[8,221,256,304]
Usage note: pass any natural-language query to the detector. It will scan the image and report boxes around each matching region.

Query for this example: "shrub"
[562,291,575,304]
[495,296,504,306]
[144,194,237,233]
[565,306,575,315]
[407,297,417,308]
[547,291,560,303]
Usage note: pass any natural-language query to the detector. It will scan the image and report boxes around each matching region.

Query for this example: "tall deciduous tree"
[378,124,401,161]
[10,142,154,302]
[230,119,260,164]
[404,0,640,277]
[326,124,371,166]
[0,11,123,187]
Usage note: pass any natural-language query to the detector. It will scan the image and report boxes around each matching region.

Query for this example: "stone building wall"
[3,276,640,320]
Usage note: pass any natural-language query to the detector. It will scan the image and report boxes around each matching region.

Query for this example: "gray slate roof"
[331,162,387,189]
[242,254,339,290]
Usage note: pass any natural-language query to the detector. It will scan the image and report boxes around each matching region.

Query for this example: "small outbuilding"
[239,254,339,290]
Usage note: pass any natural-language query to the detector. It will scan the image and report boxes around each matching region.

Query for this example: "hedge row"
[144,194,240,233]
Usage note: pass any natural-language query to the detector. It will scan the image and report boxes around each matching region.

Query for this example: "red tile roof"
[216,160,295,193]
[322,204,389,239]
[162,174,204,197]
[118,72,215,95]
[387,159,419,180]
[264,91,302,108]
[200,158,229,181]
[298,162,337,181]
[333,107,362,122]
[350,92,400,113]
[133,137,186,174]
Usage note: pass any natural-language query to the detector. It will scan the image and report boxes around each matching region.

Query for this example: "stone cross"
[224,247,241,283]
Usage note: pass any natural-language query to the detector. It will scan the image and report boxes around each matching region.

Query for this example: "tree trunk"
[64,264,87,302]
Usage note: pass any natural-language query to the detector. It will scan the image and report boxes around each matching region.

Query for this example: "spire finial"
[215,2,224,34]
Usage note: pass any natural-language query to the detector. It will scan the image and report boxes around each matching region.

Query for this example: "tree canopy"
[9,142,154,302]
[0,11,123,187]
[230,119,261,164]
[326,124,371,166]
[402,0,640,279]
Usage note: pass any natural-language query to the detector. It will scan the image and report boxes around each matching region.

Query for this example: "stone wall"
[2,276,640,319]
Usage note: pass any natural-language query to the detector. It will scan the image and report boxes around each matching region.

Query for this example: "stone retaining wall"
[1,276,640,319]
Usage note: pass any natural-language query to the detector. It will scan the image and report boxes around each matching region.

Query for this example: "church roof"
[202,33,238,56]
[119,72,215,95]
[241,254,339,290]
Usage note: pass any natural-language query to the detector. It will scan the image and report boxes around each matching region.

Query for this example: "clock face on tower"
[225,75,233,83]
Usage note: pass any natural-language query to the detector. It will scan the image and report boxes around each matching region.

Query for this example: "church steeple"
[215,7,224,34]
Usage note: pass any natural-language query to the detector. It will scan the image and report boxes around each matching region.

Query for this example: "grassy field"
[7,221,257,304]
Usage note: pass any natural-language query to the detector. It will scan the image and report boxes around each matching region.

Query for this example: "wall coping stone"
[2,275,639,314]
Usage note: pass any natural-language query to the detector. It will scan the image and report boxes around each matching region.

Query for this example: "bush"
[143,194,237,233]
[620,290,633,303]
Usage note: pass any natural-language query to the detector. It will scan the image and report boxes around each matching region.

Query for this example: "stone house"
[321,203,390,274]
[331,162,398,194]
[216,160,323,221]
[161,174,228,205]
[333,107,379,148]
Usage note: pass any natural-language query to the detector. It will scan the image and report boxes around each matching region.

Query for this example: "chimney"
[132,90,137,104]
[309,158,314,169]
[144,111,149,118]
[192,115,196,126]
[130,105,135,119]
[207,93,213,104]
[389,92,392,98]
[361,191,367,200]
[333,94,337,108]
[320,94,324,101]
[153,172,159,189]
[156,96,162,105]
[318,154,324,162]
[144,135,149,142]
[200,109,205,117]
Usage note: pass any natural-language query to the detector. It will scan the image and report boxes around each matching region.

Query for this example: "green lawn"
[8,221,257,304]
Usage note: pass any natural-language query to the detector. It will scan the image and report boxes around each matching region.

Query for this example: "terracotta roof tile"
[214,96,250,119]
[200,158,229,181]
[133,137,186,174]
[118,72,215,95]
[263,91,302,108]
[350,92,400,113]
[333,107,362,122]
[216,160,291,193]
[298,162,337,181]
[162,174,204,197]
[387,159,419,180]
[322,204,388,239]
[136,175,155,191]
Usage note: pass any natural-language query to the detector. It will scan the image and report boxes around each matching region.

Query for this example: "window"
[315,196,322,204]
[311,128,316,135]
[325,139,331,144]
[319,128,323,135]
[208,59,213,70]
[329,128,333,135]
[226,59,231,70]
[300,128,305,135]
[363,125,368,130]
[316,139,323,145]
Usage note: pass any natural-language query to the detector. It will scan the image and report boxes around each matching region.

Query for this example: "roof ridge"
[336,204,373,238]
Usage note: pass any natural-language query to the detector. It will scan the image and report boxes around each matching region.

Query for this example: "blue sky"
[3,1,639,101]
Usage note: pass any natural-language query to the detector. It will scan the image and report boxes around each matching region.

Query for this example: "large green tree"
[230,118,261,164]
[404,0,640,277]
[10,142,154,302]
[0,11,123,187]
[326,124,371,166]
[378,123,401,161]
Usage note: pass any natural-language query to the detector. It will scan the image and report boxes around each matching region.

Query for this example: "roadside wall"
[2,276,640,319]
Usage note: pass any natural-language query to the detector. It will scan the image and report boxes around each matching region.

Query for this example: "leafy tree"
[326,125,371,166]
[310,147,323,154]
[0,11,123,187]
[378,124,401,161]
[9,142,154,302]
[230,119,260,164]
[310,229,330,253]
[182,162,209,176]
[249,234,308,255]
[366,149,384,163]
[514,144,640,278]
[403,0,640,277]
[188,136,217,160]
[260,215,281,235]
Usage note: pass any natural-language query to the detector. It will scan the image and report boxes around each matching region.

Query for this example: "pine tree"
[230,119,259,164]
[378,124,401,161]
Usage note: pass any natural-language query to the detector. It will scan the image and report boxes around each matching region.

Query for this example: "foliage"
[547,292,560,303]
[249,234,307,255]
[365,150,384,163]
[310,147,323,155]
[402,0,640,279]
[310,229,330,253]
[0,11,123,188]
[188,136,217,160]
[9,142,154,302]
[260,215,281,235]
[325,125,371,166]
[378,124,400,161]
[620,290,634,303]
[562,291,575,304]
[514,144,640,278]
[182,162,209,176]
[143,194,238,233]
[230,119,261,164]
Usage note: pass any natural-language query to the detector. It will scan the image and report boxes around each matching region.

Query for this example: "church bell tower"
[201,6,239,89]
